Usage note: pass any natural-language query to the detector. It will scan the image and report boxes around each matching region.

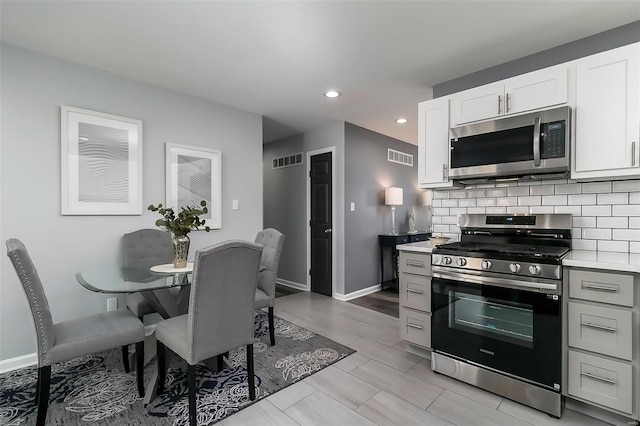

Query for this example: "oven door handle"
[432,268,559,293]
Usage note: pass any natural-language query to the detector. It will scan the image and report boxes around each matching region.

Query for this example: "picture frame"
[61,106,143,215]
[165,143,222,230]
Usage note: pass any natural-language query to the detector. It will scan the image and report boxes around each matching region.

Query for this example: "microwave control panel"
[541,121,565,159]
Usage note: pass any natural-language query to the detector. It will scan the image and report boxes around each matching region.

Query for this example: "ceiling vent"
[272,153,303,169]
[388,148,413,167]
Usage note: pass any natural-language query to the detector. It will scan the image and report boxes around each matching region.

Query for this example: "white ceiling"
[1,1,639,145]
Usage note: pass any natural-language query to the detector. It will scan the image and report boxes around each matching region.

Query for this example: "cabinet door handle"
[581,372,616,385]
[406,288,424,294]
[633,141,637,167]
[581,322,617,333]
[406,260,425,268]
[581,283,619,293]
[498,94,502,114]
[506,93,511,113]
[442,164,447,181]
[533,116,541,167]
[406,323,423,330]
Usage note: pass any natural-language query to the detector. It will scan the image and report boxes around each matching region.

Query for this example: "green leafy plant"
[148,201,211,236]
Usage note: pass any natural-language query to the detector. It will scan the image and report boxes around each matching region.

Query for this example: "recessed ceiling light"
[324,90,340,98]
[395,118,408,124]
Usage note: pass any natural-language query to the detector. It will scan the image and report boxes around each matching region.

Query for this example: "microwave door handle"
[533,116,541,167]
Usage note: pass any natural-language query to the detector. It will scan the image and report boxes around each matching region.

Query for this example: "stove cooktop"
[434,242,570,260]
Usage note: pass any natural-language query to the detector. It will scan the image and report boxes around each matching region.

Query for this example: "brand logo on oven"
[479,348,495,356]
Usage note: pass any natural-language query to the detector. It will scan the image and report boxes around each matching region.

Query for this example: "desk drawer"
[400,307,431,348]
[568,350,633,414]
[399,252,431,276]
[568,302,632,360]
[569,270,634,307]
[400,274,431,312]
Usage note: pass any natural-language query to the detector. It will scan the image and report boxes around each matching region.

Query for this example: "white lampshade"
[385,187,403,206]
[421,190,433,207]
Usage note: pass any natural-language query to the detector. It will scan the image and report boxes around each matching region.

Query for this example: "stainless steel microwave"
[449,106,571,181]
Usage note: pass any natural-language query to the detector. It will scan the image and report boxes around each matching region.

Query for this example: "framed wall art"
[165,143,222,229]
[61,106,143,215]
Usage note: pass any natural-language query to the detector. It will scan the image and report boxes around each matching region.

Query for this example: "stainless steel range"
[430,213,572,418]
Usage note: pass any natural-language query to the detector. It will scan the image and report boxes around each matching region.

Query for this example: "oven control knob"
[509,263,521,273]
[443,256,453,265]
[529,265,541,275]
[456,258,467,267]
[481,260,492,270]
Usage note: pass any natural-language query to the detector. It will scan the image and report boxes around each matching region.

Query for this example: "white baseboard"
[334,284,381,301]
[276,278,307,291]
[0,352,37,373]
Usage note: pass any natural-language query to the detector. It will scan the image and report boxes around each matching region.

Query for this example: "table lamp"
[385,187,403,235]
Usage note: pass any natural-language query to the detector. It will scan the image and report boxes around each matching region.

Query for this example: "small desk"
[378,232,430,290]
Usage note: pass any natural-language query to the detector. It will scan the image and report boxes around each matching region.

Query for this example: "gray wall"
[344,123,421,294]
[434,21,640,97]
[1,44,263,362]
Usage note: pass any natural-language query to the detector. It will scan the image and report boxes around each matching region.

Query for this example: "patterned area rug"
[0,311,354,425]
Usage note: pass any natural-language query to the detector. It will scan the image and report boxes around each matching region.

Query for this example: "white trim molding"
[276,278,307,291]
[334,284,382,302]
[0,352,37,373]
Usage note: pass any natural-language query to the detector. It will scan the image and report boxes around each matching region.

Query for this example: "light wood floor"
[221,291,611,426]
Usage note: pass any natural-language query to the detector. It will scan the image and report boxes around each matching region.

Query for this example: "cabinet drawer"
[399,252,431,276]
[400,307,431,348]
[568,350,633,414]
[400,274,431,312]
[569,269,634,307]
[568,302,633,360]
[408,233,429,243]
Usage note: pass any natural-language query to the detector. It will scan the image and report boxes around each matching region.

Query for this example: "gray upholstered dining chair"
[254,228,285,346]
[6,238,145,426]
[123,228,173,320]
[156,240,263,426]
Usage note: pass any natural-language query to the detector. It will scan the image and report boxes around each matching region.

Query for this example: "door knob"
[324,229,332,233]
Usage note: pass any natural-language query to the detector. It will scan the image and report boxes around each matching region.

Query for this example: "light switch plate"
[232,200,239,210]
[350,202,355,211]
[107,297,117,312]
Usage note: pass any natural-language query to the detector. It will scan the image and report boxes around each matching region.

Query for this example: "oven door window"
[432,277,561,391]
[451,292,533,348]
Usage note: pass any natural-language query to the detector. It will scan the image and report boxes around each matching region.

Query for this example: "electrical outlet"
[107,297,117,312]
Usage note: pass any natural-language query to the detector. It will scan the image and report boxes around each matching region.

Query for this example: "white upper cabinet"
[450,65,568,126]
[418,97,458,188]
[573,42,640,180]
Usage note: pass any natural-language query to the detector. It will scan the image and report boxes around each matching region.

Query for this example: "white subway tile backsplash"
[432,216,442,224]
[530,185,554,196]
[433,207,449,216]
[450,207,466,215]
[613,180,640,192]
[597,217,628,228]
[459,199,477,208]
[613,229,640,241]
[433,191,448,199]
[582,182,612,194]
[507,186,529,196]
[518,196,542,206]
[630,192,640,204]
[598,240,629,252]
[542,195,567,205]
[530,206,555,214]
[477,198,497,207]
[432,199,442,208]
[555,184,581,195]
[613,204,640,216]
[568,194,596,205]
[597,193,628,205]
[582,205,611,216]
[582,228,611,240]
[630,217,640,229]
[517,180,542,186]
[485,207,507,214]
[554,205,582,215]
[572,239,597,250]
[467,207,486,214]
[433,224,449,233]
[450,191,467,199]
[487,188,507,197]
[573,216,596,227]
[497,197,518,206]
[507,206,529,214]
[442,199,458,208]
[630,242,640,254]
[466,189,486,198]
[442,216,458,224]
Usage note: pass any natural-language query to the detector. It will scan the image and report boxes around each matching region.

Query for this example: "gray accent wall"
[434,21,640,97]
[1,44,263,362]
[344,123,421,294]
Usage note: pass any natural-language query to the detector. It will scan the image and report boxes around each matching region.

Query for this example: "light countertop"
[562,250,640,274]
[396,241,440,253]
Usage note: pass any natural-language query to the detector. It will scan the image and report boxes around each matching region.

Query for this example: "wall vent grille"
[388,148,413,167]
[272,153,303,169]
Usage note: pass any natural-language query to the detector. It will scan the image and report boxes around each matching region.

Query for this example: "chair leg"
[122,345,131,373]
[268,307,275,346]
[135,341,145,398]
[246,344,255,400]
[188,364,197,426]
[157,341,166,394]
[36,365,51,426]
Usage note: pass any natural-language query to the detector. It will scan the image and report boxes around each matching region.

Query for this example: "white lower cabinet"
[398,251,432,351]
[565,267,639,421]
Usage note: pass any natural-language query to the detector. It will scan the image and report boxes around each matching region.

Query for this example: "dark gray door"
[310,152,332,296]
